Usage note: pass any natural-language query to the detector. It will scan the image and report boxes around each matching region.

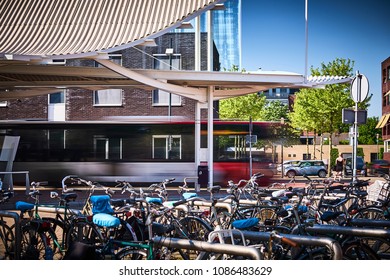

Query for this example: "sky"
[241,0,390,118]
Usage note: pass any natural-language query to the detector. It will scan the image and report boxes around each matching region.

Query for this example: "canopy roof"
[0,59,352,102]
[0,0,223,59]
[0,0,352,102]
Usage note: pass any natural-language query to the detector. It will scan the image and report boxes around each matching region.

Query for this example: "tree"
[259,100,289,121]
[219,66,267,120]
[289,58,365,175]
[358,116,381,144]
[219,93,267,120]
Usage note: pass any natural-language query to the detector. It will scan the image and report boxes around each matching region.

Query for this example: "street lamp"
[376,133,380,160]
[165,45,174,117]
[280,117,285,178]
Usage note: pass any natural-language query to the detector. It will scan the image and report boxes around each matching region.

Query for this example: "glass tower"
[174,0,241,71]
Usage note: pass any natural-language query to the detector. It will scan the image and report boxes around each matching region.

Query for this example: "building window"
[385,140,390,153]
[388,66,390,80]
[94,137,122,160]
[49,91,64,104]
[152,54,182,106]
[94,89,123,106]
[303,153,311,160]
[152,90,181,106]
[152,135,181,160]
[94,54,123,106]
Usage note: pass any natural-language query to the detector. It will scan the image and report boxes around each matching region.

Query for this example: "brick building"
[377,57,390,161]
[0,33,220,122]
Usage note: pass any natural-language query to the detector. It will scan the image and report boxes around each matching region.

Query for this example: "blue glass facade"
[174,0,241,71]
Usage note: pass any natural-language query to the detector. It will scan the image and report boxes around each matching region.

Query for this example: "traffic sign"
[350,74,369,103]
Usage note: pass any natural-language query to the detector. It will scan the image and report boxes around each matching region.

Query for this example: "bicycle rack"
[0,210,20,259]
[152,236,262,260]
[304,224,390,239]
[33,205,81,216]
[192,201,232,213]
[208,229,247,246]
[235,230,343,260]
[349,218,390,228]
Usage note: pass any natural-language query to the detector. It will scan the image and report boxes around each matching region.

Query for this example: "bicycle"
[14,181,64,259]
[0,190,15,259]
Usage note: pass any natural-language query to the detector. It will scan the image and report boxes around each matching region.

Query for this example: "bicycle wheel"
[66,218,104,248]
[115,247,148,260]
[343,240,379,260]
[0,221,15,260]
[294,247,333,260]
[367,238,390,259]
[176,216,213,260]
[353,207,384,220]
[178,216,212,241]
[20,224,48,260]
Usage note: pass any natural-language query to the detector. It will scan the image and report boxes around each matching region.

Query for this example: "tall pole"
[249,117,253,177]
[376,133,380,160]
[352,72,362,183]
[304,0,309,82]
[281,117,285,178]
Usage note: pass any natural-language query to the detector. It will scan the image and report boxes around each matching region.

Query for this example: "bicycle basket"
[367,180,390,203]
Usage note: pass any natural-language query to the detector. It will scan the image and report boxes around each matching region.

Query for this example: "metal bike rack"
[304,224,390,239]
[34,205,81,216]
[0,210,20,259]
[237,230,343,260]
[192,201,232,213]
[349,218,390,228]
[152,236,262,260]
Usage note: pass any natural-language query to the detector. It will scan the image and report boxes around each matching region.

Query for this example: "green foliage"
[219,65,267,120]
[259,100,289,121]
[358,117,381,144]
[357,147,364,158]
[289,58,356,135]
[219,93,267,120]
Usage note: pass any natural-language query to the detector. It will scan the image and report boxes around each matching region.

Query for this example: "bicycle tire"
[20,224,48,260]
[371,238,390,259]
[115,247,148,260]
[0,221,15,260]
[294,247,333,260]
[66,218,104,248]
[178,216,213,240]
[343,240,379,260]
[353,207,384,220]
[176,216,213,259]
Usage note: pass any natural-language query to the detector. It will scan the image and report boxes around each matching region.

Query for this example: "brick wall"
[0,33,219,122]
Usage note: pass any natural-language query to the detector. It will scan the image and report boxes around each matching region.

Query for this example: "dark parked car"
[371,159,390,175]
[344,156,367,176]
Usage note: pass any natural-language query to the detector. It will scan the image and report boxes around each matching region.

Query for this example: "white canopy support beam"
[207,86,214,187]
[0,88,64,100]
[94,59,207,102]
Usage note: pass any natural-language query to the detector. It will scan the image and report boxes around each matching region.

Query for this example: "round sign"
[350,74,369,103]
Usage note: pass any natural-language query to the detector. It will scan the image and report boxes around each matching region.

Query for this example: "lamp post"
[376,133,380,160]
[280,117,285,178]
[165,47,174,117]
[165,43,174,159]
